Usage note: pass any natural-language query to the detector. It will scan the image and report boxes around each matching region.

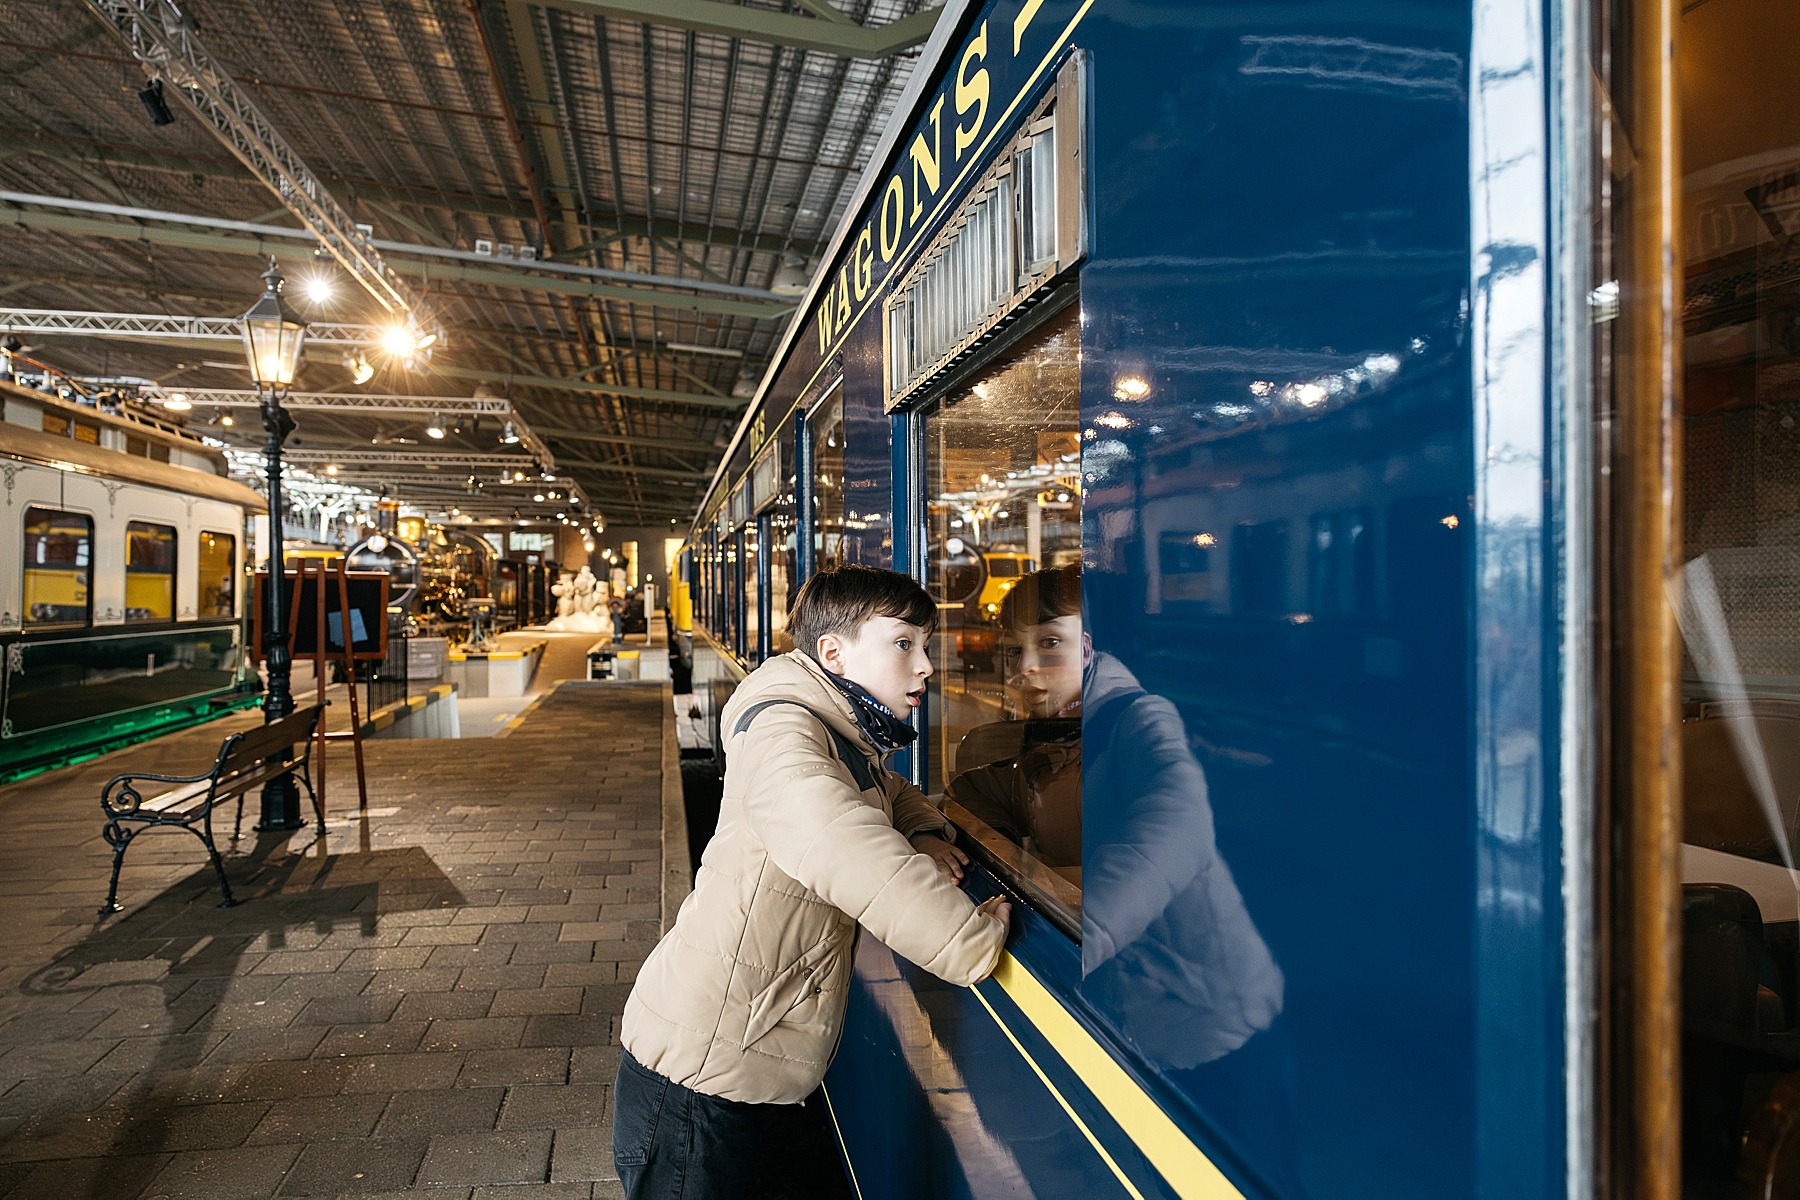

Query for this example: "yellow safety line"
[818,1083,868,1200]
[987,955,1245,1200]
[971,981,1147,1199]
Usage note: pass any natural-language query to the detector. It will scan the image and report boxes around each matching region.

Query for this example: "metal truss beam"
[533,0,942,59]
[536,426,711,455]
[434,365,746,410]
[0,194,794,319]
[166,390,512,416]
[75,0,416,315]
[0,129,828,257]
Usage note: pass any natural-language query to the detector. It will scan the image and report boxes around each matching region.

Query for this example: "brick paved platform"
[0,681,666,1199]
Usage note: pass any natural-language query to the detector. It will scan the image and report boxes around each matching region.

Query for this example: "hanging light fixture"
[500,421,520,445]
[426,415,447,439]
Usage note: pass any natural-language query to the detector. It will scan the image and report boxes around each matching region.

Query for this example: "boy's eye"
[1040,637,1061,649]
[896,639,912,652]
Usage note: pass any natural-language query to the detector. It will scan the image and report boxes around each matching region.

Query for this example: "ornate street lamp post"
[243,263,308,831]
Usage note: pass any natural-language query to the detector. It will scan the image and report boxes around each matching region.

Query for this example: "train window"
[22,508,93,629]
[197,531,236,618]
[1666,1,1800,1189]
[42,413,100,444]
[723,530,740,656]
[810,389,846,573]
[768,452,797,653]
[927,304,1083,925]
[124,521,176,623]
[744,523,761,663]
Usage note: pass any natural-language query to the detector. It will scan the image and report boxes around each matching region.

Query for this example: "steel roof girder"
[530,0,942,59]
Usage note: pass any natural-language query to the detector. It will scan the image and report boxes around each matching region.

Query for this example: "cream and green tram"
[0,380,265,781]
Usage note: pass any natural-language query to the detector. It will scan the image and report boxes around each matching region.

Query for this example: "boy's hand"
[976,895,1012,930]
[909,833,969,884]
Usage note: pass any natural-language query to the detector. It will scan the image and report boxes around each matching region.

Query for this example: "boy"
[615,565,1011,1198]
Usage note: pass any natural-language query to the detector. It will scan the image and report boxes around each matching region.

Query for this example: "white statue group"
[546,565,612,632]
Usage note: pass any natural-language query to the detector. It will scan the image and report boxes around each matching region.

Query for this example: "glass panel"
[744,523,761,663]
[770,445,797,654]
[124,521,176,623]
[197,531,237,619]
[927,305,1082,923]
[723,530,740,655]
[811,389,847,573]
[0,625,243,742]
[23,508,92,629]
[1672,2,1800,1190]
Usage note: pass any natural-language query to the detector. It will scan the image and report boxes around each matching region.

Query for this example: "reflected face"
[1001,614,1085,717]
[821,615,935,714]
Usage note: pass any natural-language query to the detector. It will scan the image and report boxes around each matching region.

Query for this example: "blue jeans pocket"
[612,1052,669,1169]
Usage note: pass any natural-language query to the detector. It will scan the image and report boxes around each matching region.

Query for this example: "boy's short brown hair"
[789,564,937,657]
[998,563,1082,630]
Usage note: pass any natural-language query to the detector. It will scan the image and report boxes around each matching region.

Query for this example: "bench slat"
[218,706,323,777]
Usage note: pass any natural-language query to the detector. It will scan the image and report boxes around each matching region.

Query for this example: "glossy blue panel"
[1075,1,1483,1194]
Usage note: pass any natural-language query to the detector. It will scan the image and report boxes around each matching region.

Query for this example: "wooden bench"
[98,705,325,913]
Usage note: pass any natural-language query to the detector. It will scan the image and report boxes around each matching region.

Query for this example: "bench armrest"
[101,769,216,818]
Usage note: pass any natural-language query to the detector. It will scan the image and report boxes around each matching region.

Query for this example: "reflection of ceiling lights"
[1113,376,1151,401]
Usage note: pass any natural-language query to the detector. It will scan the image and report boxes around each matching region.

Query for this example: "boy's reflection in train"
[948,566,1306,1195]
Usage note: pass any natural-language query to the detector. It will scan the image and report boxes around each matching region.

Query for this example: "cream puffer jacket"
[621,650,1007,1104]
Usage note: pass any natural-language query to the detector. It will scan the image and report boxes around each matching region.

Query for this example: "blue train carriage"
[681,0,1588,1195]
[0,378,264,781]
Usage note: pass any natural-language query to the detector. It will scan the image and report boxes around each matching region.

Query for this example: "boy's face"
[816,615,934,715]
[999,614,1087,718]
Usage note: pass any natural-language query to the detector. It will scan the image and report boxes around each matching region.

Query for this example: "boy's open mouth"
[905,686,925,707]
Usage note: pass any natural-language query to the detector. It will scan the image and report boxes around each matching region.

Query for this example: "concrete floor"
[0,683,665,1199]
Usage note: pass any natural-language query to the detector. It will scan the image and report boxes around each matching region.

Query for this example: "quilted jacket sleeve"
[734,705,1005,987]
[888,775,952,839]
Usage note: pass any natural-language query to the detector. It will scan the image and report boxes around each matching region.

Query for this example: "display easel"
[286,558,370,819]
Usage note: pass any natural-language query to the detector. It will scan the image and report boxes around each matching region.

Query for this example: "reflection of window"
[23,508,92,628]
[1159,531,1214,607]
[1231,520,1288,615]
[1307,508,1373,617]
[925,304,1082,926]
[768,446,797,653]
[811,389,846,573]
[198,531,236,618]
[744,524,761,662]
[125,521,177,623]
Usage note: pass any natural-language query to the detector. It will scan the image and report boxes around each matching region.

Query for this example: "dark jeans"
[613,1050,761,1200]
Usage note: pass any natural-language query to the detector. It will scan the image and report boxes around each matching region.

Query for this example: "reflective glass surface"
[811,389,847,572]
[744,523,761,662]
[197,531,237,619]
[926,305,1082,922]
[23,507,92,628]
[1,624,241,736]
[1669,1,1800,1190]
[124,520,176,623]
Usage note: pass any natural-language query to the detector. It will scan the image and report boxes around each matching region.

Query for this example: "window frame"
[21,506,95,632]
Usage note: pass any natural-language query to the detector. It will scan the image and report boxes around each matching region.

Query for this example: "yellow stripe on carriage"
[985,954,1247,1200]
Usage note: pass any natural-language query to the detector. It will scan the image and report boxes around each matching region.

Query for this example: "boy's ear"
[815,632,847,675]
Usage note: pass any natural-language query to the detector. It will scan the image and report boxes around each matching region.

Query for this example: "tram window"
[811,390,846,573]
[768,466,797,653]
[1307,508,1374,617]
[1159,531,1215,608]
[927,304,1082,923]
[23,508,94,629]
[124,521,176,623]
[744,523,761,662]
[1231,520,1289,615]
[197,531,236,618]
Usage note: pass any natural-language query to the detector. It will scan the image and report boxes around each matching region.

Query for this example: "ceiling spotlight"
[426,415,446,439]
[770,254,811,297]
[500,421,520,445]
[533,492,545,503]
[138,78,175,126]
[379,322,419,359]
[451,417,466,436]
[367,533,389,552]
[343,351,375,385]
[220,414,234,426]
[326,464,339,476]
[162,392,191,411]
[302,273,334,305]
[513,470,525,481]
